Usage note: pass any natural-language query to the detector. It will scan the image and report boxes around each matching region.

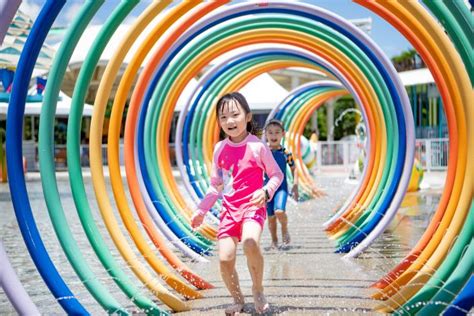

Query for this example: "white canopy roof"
[58,24,290,112]
[175,73,288,112]
[56,23,161,67]
[238,73,289,111]
[398,68,435,86]
[0,90,93,118]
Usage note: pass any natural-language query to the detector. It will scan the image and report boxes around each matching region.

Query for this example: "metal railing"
[24,139,449,172]
[315,138,449,172]
[414,138,449,171]
[315,141,360,172]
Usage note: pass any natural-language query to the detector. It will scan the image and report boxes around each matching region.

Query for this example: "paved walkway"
[2,172,440,314]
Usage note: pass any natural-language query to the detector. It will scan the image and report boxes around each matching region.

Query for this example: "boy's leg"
[274,190,290,245]
[218,236,245,312]
[268,216,278,248]
[241,220,269,313]
[266,199,278,248]
[275,210,290,245]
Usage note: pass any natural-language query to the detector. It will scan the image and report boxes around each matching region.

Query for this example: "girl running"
[191,92,283,315]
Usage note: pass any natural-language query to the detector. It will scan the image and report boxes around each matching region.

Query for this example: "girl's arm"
[195,145,223,216]
[261,144,284,201]
[191,145,224,229]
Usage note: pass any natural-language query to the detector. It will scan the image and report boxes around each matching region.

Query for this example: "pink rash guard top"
[197,134,283,222]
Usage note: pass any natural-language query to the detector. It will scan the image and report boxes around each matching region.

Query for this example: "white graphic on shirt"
[219,165,235,196]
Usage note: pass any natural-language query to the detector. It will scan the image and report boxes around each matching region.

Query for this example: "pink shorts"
[217,208,266,241]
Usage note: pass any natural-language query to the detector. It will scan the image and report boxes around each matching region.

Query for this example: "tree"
[391,49,422,71]
[333,96,358,140]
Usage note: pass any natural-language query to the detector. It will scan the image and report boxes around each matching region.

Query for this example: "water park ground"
[0,169,445,314]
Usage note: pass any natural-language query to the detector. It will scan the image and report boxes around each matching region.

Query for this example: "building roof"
[0,10,55,71]
[0,90,93,118]
[175,73,289,113]
[238,73,289,112]
[54,24,157,67]
[59,24,290,111]
[398,68,435,86]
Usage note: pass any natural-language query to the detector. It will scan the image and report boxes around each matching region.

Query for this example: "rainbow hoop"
[2,1,472,314]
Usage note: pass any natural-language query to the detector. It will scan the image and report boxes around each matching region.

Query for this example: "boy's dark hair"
[215,92,261,139]
[264,118,285,131]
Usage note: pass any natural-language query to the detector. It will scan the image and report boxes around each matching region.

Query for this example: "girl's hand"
[250,189,266,207]
[191,211,205,229]
[291,184,299,201]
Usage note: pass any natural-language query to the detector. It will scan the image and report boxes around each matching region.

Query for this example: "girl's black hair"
[215,92,261,139]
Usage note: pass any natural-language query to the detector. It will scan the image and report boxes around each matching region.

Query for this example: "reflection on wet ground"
[0,172,442,314]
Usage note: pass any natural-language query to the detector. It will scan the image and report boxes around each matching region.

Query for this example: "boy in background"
[264,119,299,249]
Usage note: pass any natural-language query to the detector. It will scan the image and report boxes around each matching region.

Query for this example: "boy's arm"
[261,144,283,201]
[288,152,299,200]
[291,166,298,184]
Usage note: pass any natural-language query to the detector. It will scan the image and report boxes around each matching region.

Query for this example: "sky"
[18,0,415,58]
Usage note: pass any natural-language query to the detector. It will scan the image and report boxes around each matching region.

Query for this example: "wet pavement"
[0,171,443,315]
[180,176,443,315]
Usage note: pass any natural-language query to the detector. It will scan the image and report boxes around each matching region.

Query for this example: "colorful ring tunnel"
[1,1,472,314]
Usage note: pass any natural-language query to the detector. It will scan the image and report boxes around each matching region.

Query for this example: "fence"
[316,138,449,172]
[315,141,360,172]
[414,138,449,171]
[24,139,449,172]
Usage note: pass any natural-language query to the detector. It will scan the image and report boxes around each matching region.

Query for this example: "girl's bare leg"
[218,237,245,314]
[241,221,270,313]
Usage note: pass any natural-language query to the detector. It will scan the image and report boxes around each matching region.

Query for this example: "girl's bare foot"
[253,291,270,314]
[225,300,244,315]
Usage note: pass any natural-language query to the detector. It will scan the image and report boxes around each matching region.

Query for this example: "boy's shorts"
[266,189,288,216]
[217,208,266,241]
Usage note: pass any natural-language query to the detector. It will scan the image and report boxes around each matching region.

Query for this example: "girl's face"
[218,100,251,141]
[265,125,285,148]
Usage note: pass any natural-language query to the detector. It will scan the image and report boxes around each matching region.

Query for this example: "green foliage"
[302,96,358,141]
[105,100,113,118]
[333,96,358,140]
[54,118,67,144]
[317,109,327,140]
[391,48,423,71]
[23,116,38,141]
[302,108,327,140]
